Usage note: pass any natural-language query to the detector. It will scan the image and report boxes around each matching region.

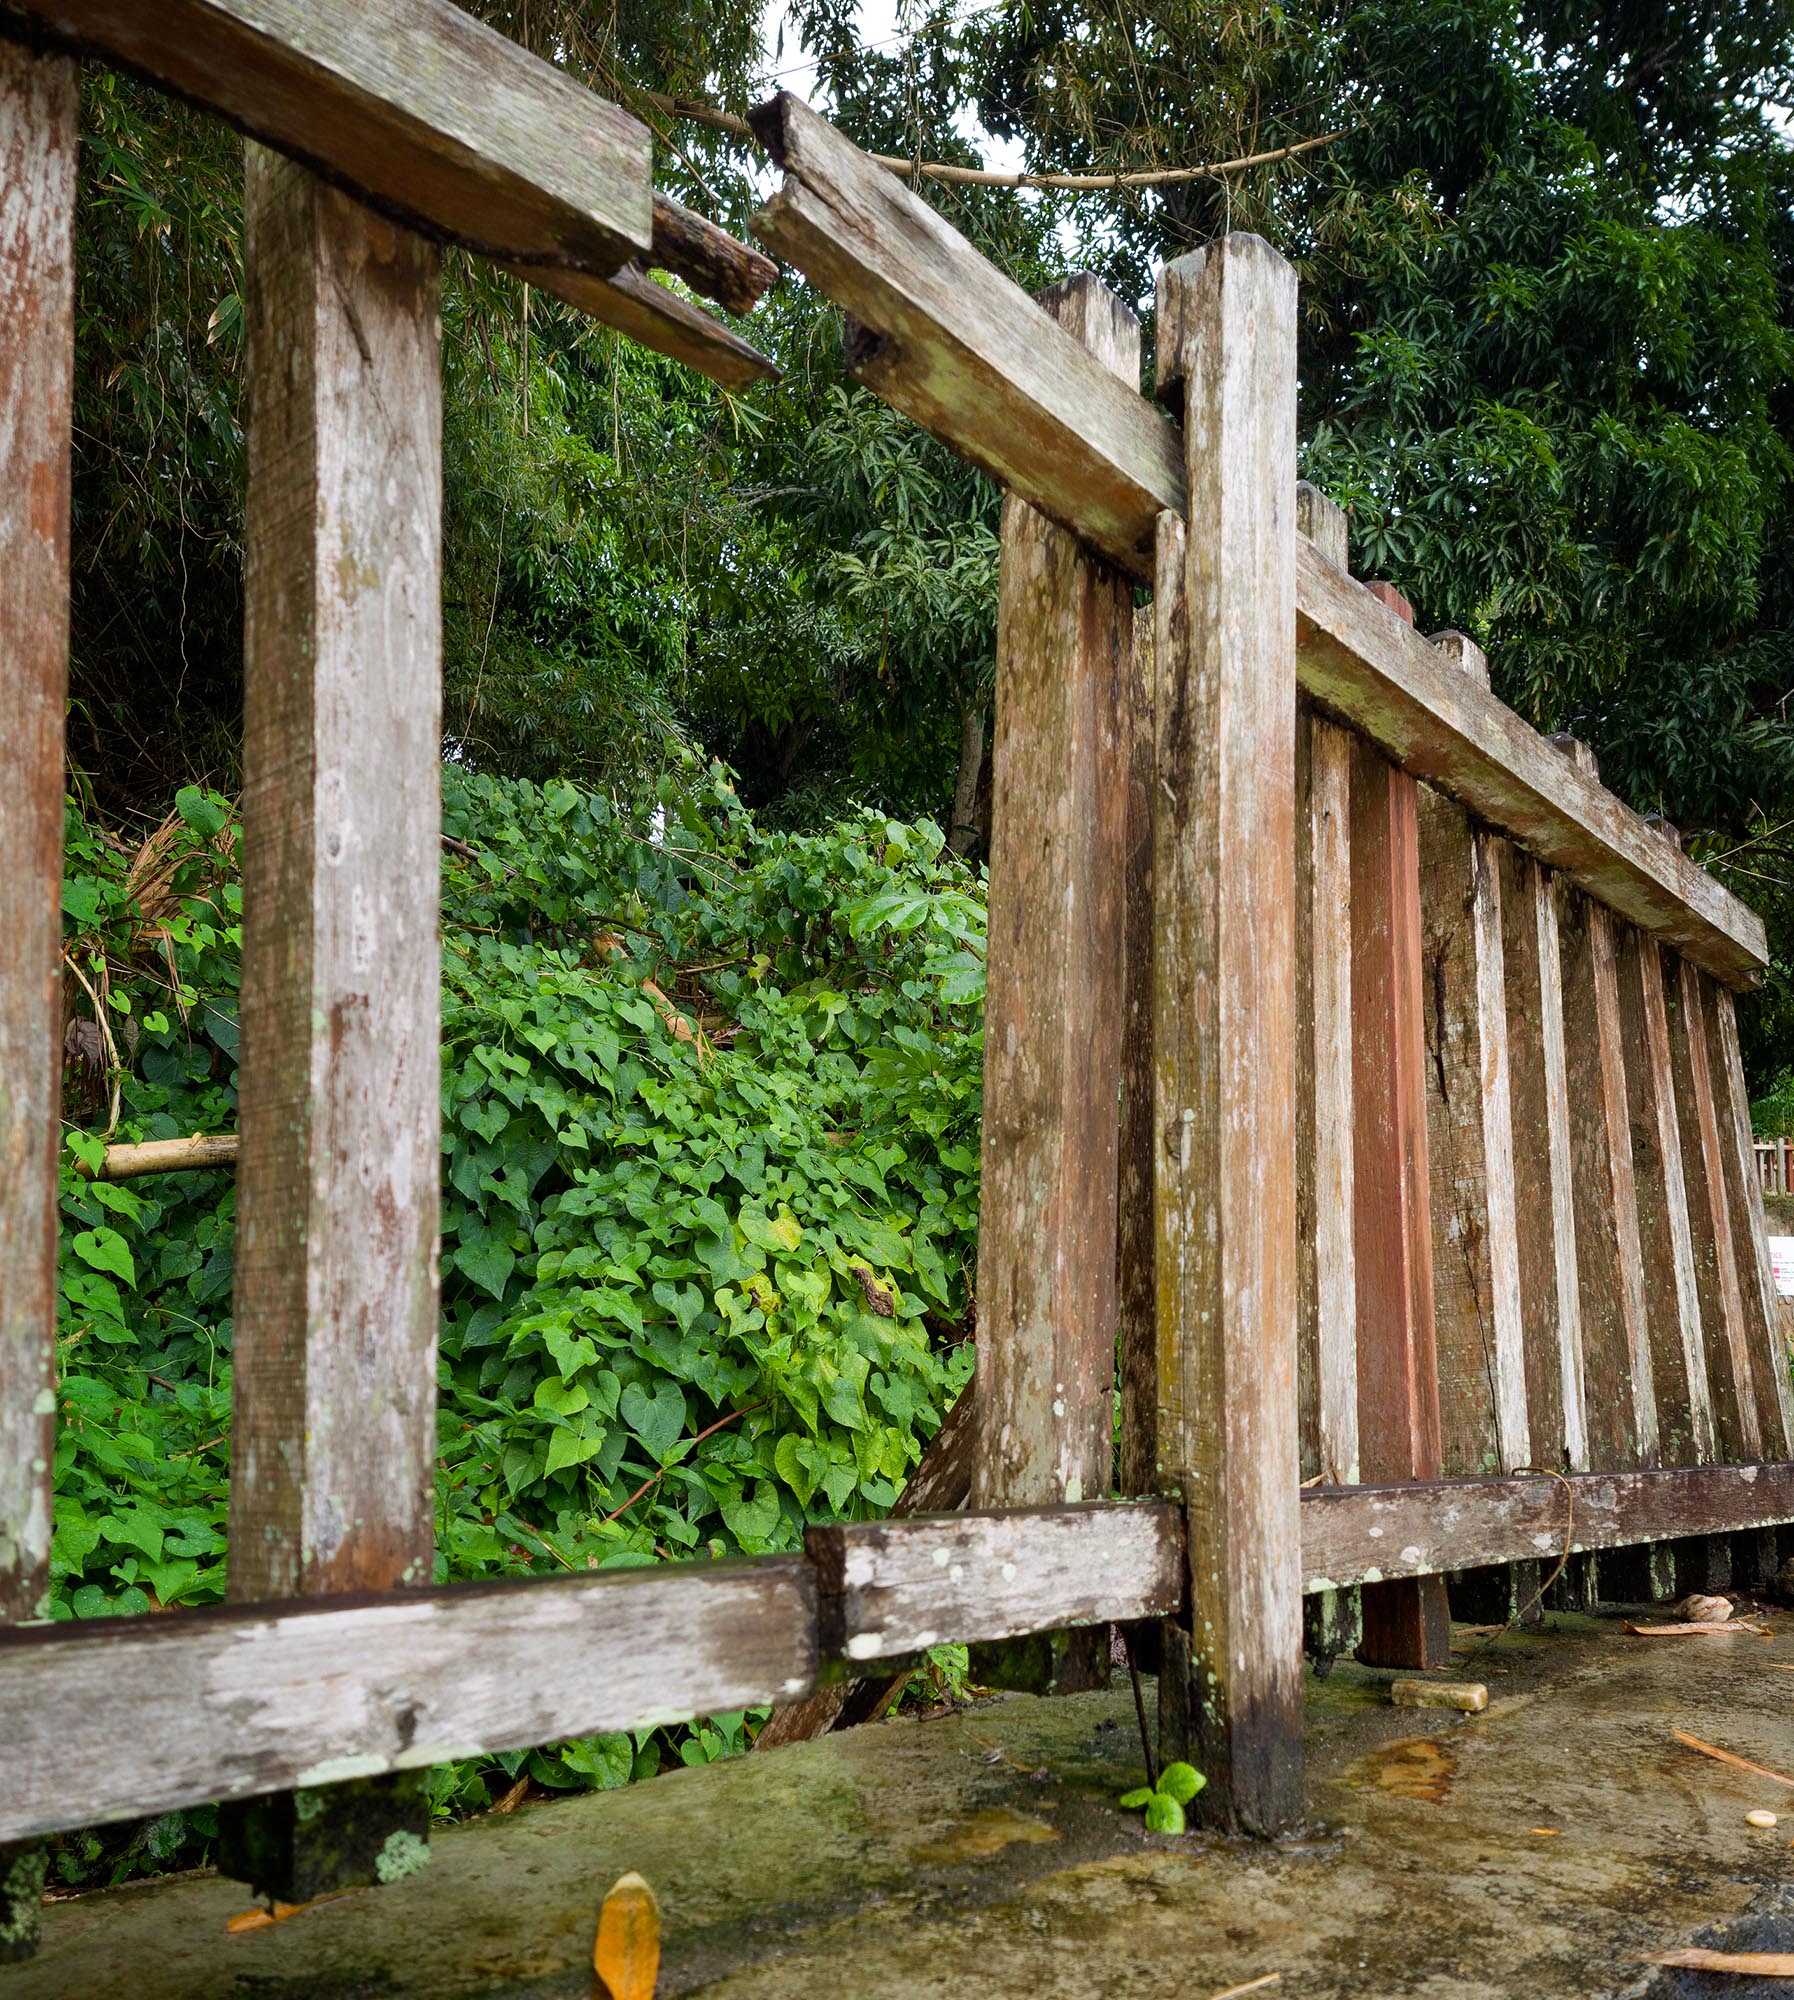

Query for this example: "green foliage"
[49,766,983,1882]
[1118,1759,1205,1834]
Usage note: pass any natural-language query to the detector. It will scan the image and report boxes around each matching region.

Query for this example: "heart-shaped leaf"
[619,1381,686,1463]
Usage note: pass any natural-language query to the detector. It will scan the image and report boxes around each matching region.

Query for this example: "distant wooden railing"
[2,8,1791,1960]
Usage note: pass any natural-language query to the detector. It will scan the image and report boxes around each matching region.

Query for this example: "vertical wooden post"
[221,146,443,1901]
[1152,235,1302,1833]
[1118,609,1157,1503]
[973,273,1135,1694]
[1294,483,1360,1671]
[0,40,78,1964]
[1349,585,1450,1670]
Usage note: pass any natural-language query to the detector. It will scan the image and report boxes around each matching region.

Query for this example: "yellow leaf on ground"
[592,1870,661,2000]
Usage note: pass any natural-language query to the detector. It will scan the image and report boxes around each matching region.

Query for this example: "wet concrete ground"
[12,1607,1794,1998]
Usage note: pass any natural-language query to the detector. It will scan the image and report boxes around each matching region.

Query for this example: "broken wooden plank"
[9,0,651,272]
[1301,1463,1794,1590]
[508,259,778,391]
[750,90,1180,578]
[809,1502,1185,1661]
[1351,729,1451,1670]
[1151,237,1303,1834]
[0,1558,818,1845]
[0,38,78,1966]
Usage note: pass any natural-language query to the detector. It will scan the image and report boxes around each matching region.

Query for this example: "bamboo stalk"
[86,1134,239,1180]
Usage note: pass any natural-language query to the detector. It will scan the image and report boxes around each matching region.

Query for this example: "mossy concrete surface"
[14,1609,1794,1998]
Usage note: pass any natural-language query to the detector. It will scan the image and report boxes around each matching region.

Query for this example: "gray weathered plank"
[0,1559,817,1844]
[1296,546,1765,987]
[505,261,777,391]
[232,151,443,1604]
[1301,1464,1794,1590]
[750,91,1180,579]
[973,273,1134,1535]
[1151,237,1303,1834]
[809,1503,1184,1661]
[0,39,78,1964]
[1706,978,1794,1456]
[10,0,651,271]
[0,37,76,1638]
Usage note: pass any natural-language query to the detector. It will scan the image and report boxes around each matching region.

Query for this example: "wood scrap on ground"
[1623,1619,1770,1636]
[1672,1730,1794,1788]
[1636,1948,1794,1975]
[1389,1679,1488,1712]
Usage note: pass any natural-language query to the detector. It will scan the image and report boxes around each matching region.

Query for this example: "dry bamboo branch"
[641,90,1349,191]
[86,1134,239,1180]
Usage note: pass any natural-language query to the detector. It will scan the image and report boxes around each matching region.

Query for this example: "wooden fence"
[3,0,1792,1950]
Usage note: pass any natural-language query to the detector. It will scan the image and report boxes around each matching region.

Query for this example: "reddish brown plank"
[1117,607,1158,1499]
[1151,238,1302,1832]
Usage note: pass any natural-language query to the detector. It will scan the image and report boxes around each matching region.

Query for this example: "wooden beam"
[0,38,77,1964]
[1297,547,1765,988]
[1151,236,1303,1834]
[1301,1464,1794,1591]
[507,260,778,391]
[9,0,651,272]
[750,91,1180,579]
[225,150,443,1898]
[0,1559,817,1846]
[809,1503,1184,1662]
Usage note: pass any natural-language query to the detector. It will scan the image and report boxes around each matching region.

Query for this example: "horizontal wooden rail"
[5,0,778,386]
[809,1502,1184,1661]
[1301,1463,1794,1591]
[748,102,1765,989]
[0,1502,1180,1843]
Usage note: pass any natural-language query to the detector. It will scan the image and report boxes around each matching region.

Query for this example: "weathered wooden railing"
[2,5,1792,1959]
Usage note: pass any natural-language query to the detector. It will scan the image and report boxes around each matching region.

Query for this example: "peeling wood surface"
[0,41,76,1628]
[1614,928,1715,1466]
[1301,1465,1794,1591]
[1296,545,1765,987]
[809,1503,1184,1659]
[973,275,1134,1527]
[1557,887,1657,1467]
[749,92,1180,579]
[232,153,442,1601]
[9,0,651,273]
[1151,237,1303,1834]
[0,1559,817,1843]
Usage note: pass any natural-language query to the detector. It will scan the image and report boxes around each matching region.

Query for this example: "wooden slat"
[1614,927,1716,1466]
[0,38,76,1636]
[11,0,650,269]
[506,260,777,391]
[1117,610,1158,1499]
[751,91,1179,579]
[1417,776,1529,1479]
[1556,879,1658,1468]
[1297,549,1764,988]
[1301,1464,1794,1590]
[973,276,1133,1523]
[232,150,443,1604]
[1707,979,1794,1456]
[0,39,78,1966]
[1666,952,1762,1459]
[0,1559,817,1845]
[1151,237,1302,1834]
[809,1503,1184,1661]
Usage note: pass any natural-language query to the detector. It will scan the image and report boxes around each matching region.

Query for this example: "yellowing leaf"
[592,1870,660,2000]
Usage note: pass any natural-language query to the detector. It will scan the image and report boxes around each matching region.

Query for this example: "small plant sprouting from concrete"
[1119,1760,1206,1835]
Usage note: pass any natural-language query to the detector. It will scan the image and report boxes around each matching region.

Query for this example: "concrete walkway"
[14,1609,1794,1998]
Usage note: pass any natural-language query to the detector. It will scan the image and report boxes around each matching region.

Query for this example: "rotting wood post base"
[1546,1553,1600,1613]
[1731,1526,1780,1591]
[1304,1587,1363,1676]
[971,1630,1110,1697]
[217,1773,431,1906]
[1672,1535,1733,1597]
[1596,1542,1675,1605]
[1448,1562,1544,1628]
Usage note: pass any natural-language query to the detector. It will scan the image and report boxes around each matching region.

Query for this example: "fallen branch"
[1636,1948,1794,1975]
[640,89,1349,192]
[86,1134,239,1180]
[603,1401,764,1524]
[1672,1729,1794,1788]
